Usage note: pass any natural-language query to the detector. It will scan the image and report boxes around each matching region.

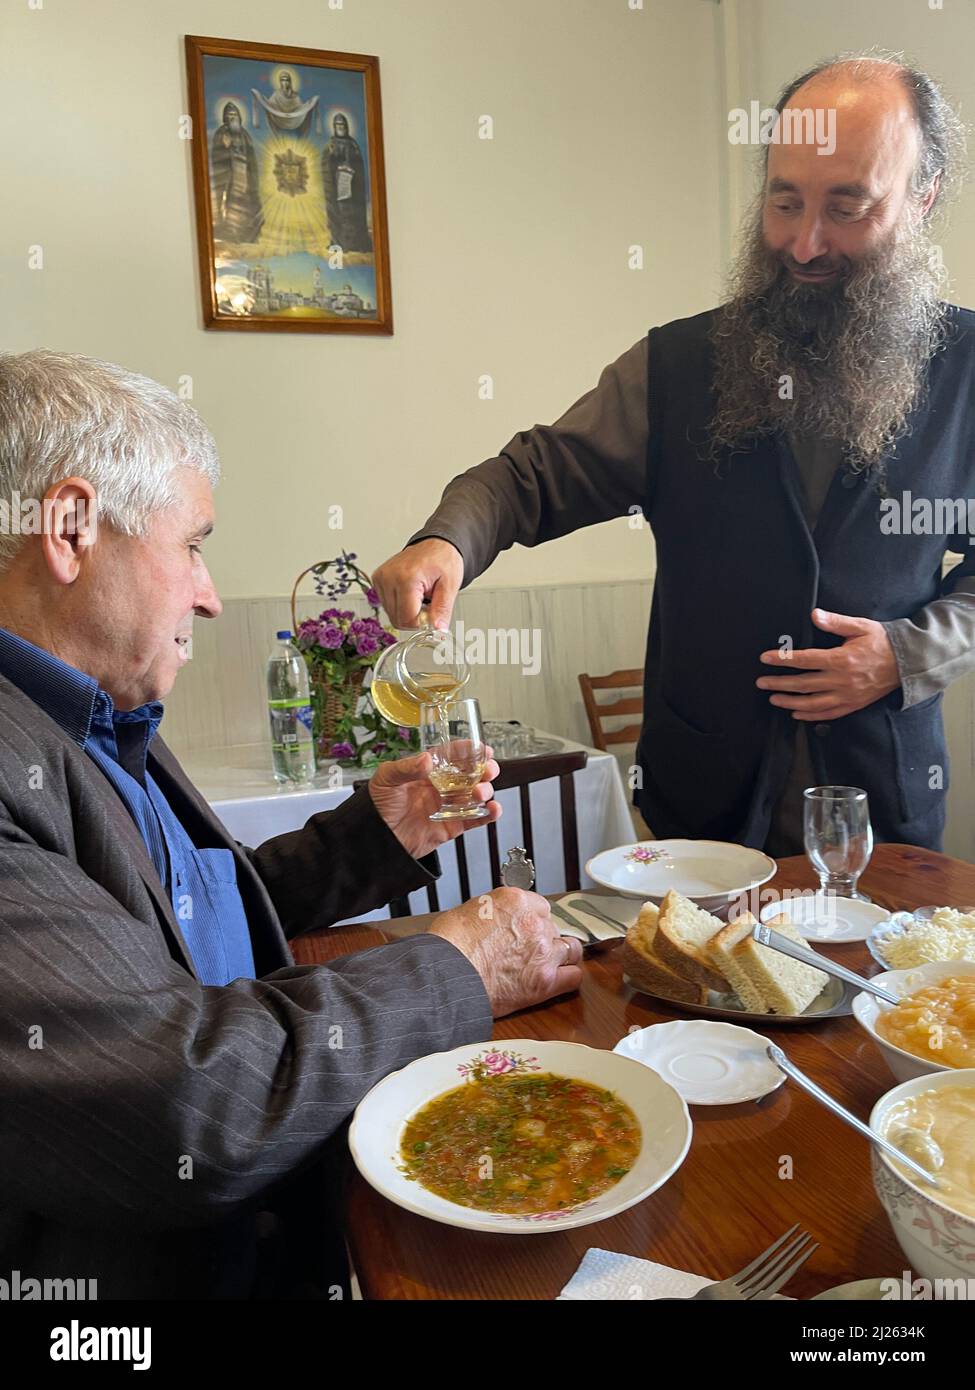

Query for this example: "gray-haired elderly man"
[0,351,581,1300]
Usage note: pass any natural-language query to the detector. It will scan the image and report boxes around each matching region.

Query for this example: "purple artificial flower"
[397,727,411,741]
[348,618,366,634]
[365,586,380,608]
[329,741,355,759]
[320,625,344,649]
[372,742,387,755]
[381,631,397,647]
[355,633,379,656]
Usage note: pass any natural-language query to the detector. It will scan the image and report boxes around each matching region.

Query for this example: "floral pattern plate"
[348,1039,692,1233]
[585,839,776,914]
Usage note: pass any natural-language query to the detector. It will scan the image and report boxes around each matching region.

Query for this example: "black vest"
[635,304,975,849]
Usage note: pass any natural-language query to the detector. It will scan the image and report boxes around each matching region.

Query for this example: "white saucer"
[759,892,890,943]
[613,1020,786,1106]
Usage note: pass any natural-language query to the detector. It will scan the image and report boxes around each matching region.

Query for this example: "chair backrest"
[578,668,643,752]
[382,748,588,918]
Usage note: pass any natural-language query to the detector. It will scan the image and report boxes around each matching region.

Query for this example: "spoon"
[498,852,608,949]
[886,1124,945,1172]
[499,846,535,890]
[765,1043,943,1189]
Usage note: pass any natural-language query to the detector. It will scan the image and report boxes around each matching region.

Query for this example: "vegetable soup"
[400,1071,641,1214]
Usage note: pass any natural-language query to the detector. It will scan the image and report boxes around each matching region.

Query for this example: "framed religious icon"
[185,35,392,333]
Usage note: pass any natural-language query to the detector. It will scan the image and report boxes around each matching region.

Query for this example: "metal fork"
[688,1223,819,1300]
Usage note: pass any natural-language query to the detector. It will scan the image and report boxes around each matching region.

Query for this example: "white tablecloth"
[181,735,635,926]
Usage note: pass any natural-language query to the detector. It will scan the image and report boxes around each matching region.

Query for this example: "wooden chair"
[578,668,643,752]
[380,748,588,917]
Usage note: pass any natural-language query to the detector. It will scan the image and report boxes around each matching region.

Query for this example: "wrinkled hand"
[368,747,500,859]
[429,888,584,1017]
[371,538,464,630]
[756,608,900,721]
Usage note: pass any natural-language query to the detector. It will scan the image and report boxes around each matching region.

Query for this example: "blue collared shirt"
[0,626,256,985]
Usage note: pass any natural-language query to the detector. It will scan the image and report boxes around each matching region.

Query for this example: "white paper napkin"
[558,1248,713,1300]
[552,894,639,942]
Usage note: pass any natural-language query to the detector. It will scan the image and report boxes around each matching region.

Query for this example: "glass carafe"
[370,616,469,727]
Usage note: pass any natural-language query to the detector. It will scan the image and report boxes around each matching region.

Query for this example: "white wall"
[0,0,725,598]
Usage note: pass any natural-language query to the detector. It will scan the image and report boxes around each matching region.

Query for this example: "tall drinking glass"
[802,785,873,900]
[419,696,490,821]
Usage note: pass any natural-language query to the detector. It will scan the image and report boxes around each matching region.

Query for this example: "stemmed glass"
[802,786,873,901]
[419,696,491,821]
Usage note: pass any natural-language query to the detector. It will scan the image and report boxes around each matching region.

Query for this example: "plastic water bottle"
[267,631,316,786]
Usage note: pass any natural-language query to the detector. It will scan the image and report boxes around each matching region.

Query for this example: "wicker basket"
[309,664,366,757]
[292,562,377,760]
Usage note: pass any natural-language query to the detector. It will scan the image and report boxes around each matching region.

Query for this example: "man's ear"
[39,477,99,584]
[920,170,942,217]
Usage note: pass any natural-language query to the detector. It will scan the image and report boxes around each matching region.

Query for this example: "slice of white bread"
[620,902,710,1006]
[638,899,659,947]
[707,912,830,1015]
[654,890,731,993]
[704,913,767,1012]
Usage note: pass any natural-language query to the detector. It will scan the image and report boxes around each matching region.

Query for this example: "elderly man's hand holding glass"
[367,739,501,858]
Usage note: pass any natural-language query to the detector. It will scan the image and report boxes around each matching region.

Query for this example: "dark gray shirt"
[412,336,975,853]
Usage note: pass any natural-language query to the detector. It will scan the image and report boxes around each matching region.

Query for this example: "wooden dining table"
[290,842,975,1300]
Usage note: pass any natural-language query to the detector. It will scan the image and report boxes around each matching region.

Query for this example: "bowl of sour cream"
[870,1068,975,1288]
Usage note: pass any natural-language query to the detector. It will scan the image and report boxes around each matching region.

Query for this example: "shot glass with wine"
[419,697,491,821]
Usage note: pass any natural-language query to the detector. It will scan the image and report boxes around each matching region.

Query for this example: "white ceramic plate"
[586,839,776,914]
[614,1020,786,1105]
[348,1038,692,1233]
[760,892,891,944]
[868,907,975,969]
[868,913,917,968]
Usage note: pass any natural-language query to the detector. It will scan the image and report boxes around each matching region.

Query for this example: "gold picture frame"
[185,34,393,334]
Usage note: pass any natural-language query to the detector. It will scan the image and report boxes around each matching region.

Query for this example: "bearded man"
[321,113,372,252]
[373,53,975,855]
[210,101,263,245]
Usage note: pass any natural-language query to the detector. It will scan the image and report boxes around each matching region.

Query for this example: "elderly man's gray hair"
[0,350,220,572]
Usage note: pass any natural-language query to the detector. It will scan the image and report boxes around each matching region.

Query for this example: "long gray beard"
[708,203,948,479]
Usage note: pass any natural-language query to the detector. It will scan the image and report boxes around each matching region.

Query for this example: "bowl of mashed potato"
[870,1069,975,1288]
[853,959,975,1083]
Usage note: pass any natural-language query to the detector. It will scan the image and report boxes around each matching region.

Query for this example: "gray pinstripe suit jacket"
[0,673,492,1298]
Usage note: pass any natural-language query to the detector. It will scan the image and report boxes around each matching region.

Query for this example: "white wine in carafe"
[369,621,470,727]
[370,674,464,727]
